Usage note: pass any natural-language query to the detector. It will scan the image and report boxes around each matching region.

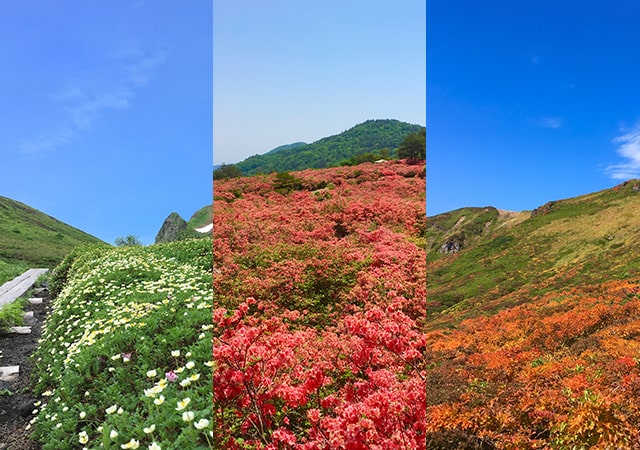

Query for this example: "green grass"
[0,196,103,268]
[0,297,26,331]
[0,259,29,285]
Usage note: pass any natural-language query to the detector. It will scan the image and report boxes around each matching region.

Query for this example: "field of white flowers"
[30,239,213,450]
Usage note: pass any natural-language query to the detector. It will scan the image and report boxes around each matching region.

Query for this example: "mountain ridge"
[233,118,424,175]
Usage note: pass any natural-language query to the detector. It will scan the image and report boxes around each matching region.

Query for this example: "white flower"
[182,411,195,422]
[146,369,157,378]
[79,411,87,419]
[143,424,156,434]
[121,438,140,449]
[194,418,210,429]
[149,443,161,450]
[144,385,163,397]
[175,397,191,410]
[153,395,165,405]
[171,350,180,357]
[186,361,195,369]
[79,431,89,444]
[110,429,118,439]
[106,404,118,414]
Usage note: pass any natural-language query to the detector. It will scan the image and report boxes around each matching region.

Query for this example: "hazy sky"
[213,0,426,165]
[1,1,212,245]
[428,1,640,215]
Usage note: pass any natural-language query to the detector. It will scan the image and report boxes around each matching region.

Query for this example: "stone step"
[0,366,19,382]
[8,326,31,334]
[28,298,43,305]
[23,311,33,319]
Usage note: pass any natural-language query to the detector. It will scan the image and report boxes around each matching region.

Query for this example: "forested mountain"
[424,180,640,447]
[234,119,423,175]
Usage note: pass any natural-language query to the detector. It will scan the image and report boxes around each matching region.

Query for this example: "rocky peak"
[155,212,187,244]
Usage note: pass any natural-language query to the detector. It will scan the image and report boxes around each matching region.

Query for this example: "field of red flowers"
[212,161,426,448]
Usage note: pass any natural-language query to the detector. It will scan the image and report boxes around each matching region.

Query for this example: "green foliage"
[114,235,143,247]
[0,196,103,267]
[213,164,241,180]
[0,297,26,331]
[273,171,304,194]
[235,119,423,175]
[397,127,425,162]
[340,148,390,166]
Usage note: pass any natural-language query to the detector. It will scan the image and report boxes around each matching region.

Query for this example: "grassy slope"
[427,180,640,321]
[425,179,640,447]
[0,196,103,268]
[187,205,212,228]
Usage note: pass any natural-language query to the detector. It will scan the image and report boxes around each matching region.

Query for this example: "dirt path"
[0,276,48,449]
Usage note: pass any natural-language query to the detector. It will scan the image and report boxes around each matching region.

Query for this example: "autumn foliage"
[423,277,640,449]
[213,162,426,448]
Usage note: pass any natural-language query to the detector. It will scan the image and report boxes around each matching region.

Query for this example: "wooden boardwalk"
[0,268,48,308]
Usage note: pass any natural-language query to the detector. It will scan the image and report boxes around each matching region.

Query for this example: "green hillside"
[0,196,103,268]
[187,204,212,229]
[427,179,640,323]
[234,119,424,175]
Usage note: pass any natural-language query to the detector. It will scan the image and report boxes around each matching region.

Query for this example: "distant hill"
[0,196,103,268]
[234,119,424,175]
[265,142,307,155]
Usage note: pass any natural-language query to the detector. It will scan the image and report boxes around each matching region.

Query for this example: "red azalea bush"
[213,161,426,448]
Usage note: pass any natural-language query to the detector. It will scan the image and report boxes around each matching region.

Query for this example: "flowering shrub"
[31,238,213,449]
[423,279,640,448]
[213,161,426,448]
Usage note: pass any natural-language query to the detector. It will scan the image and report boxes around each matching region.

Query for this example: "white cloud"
[19,126,77,159]
[19,49,165,158]
[606,123,640,180]
[535,117,563,129]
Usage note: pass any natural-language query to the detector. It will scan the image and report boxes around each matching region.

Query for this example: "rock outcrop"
[155,212,188,244]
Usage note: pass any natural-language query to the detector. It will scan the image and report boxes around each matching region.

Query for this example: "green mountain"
[235,119,424,175]
[265,142,307,155]
[427,180,640,323]
[0,196,103,268]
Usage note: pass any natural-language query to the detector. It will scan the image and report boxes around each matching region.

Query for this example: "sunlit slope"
[427,180,640,320]
[424,179,640,447]
[0,196,103,267]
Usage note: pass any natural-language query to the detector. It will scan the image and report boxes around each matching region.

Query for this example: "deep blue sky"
[428,1,640,215]
[1,1,212,245]
[213,0,426,165]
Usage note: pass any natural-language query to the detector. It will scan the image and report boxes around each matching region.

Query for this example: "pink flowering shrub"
[213,162,426,448]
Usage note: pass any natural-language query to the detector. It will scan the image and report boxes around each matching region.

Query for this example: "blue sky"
[213,0,426,165]
[0,1,212,245]
[428,1,640,215]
